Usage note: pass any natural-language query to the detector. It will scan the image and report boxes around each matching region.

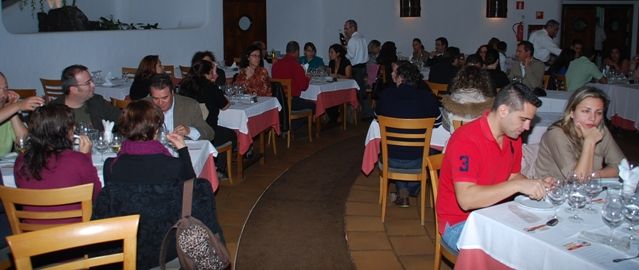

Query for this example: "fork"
[613,253,639,263]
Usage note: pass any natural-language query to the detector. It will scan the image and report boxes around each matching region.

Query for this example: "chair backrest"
[7,215,140,270]
[39,78,64,102]
[163,65,175,77]
[555,74,567,91]
[377,116,436,179]
[452,120,465,131]
[111,97,131,109]
[8,89,37,99]
[378,65,388,84]
[0,184,94,234]
[426,81,448,96]
[426,154,444,206]
[179,65,191,77]
[121,67,138,79]
[271,78,293,115]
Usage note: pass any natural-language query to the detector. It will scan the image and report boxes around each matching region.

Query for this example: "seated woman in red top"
[235,44,272,96]
[14,104,101,223]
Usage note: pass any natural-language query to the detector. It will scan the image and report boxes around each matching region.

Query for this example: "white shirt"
[499,52,508,72]
[346,31,369,66]
[163,97,201,140]
[528,29,562,62]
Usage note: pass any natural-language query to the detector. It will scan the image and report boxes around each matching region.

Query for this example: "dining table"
[538,90,571,113]
[455,188,639,270]
[361,119,450,175]
[301,78,360,135]
[589,83,639,131]
[0,140,221,192]
[217,96,281,179]
[94,80,131,101]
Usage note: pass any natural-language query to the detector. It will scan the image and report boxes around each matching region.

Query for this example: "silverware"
[613,253,639,263]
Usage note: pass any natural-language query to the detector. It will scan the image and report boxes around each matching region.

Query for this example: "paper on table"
[508,204,542,223]
[579,230,630,251]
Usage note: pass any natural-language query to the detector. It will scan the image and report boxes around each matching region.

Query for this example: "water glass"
[547,182,568,220]
[623,194,639,241]
[584,174,602,212]
[93,136,110,162]
[602,192,625,245]
[567,182,588,222]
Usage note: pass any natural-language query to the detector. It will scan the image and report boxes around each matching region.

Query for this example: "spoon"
[546,218,559,226]
[613,253,639,263]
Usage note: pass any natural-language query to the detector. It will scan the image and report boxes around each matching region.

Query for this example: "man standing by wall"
[343,19,371,118]
[529,19,562,65]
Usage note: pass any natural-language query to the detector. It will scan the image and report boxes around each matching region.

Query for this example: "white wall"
[0,0,222,93]
[267,0,562,60]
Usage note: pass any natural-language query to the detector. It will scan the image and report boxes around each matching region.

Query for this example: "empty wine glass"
[602,192,625,245]
[567,182,588,222]
[623,194,639,241]
[547,180,568,220]
[93,136,110,162]
[158,125,169,147]
[584,173,602,212]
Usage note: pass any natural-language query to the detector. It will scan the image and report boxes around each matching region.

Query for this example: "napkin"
[102,120,114,143]
[230,62,238,69]
[103,72,113,86]
[620,159,639,196]
[302,63,309,73]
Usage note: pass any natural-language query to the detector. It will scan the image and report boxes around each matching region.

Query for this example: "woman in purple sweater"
[14,104,101,223]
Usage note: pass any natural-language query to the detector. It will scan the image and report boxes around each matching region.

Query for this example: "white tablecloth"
[301,79,360,101]
[217,96,281,134]
[589,83,639,129]
[458,201,639,270]
[524,112,563,144]
[365,119,450,148]
[538,90,571,113]
[0,140,217,188]
[94,82,131,101]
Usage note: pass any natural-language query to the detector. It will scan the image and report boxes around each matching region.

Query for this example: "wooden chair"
[216,141,234,184]
[378,116,435,225]
[452,120,465,131]
[6,215,140,270]
[163,65,175,77]
[272,78,313,148]
[121,67,138,79]
[8,89,36,99]
[426,81,448,97]
[427,154,458,269]
[179,65,191,77]
[39,78,64,102]
[111,97,130,109]
[543,74,550,89]
[0,184,94,234]
[555,75,567,90]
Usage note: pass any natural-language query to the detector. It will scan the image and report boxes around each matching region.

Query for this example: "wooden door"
[602,5,633,60]
[223,0,267,66]
[561,5,597,56]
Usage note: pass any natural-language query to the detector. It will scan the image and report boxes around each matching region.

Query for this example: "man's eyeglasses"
[75,78,94,87]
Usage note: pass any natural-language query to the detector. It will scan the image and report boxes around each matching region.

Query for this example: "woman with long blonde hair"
[535,86,624,180]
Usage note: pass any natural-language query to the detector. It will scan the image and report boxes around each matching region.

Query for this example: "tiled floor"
[217,122,452,269]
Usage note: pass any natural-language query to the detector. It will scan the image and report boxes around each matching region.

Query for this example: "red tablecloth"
[455,249,513,270]
[199,155,219,192]
[314,88,359,118]
[235,108,281,154]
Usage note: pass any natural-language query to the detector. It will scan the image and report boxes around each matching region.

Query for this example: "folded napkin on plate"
[620,159,639,196]
[102,120,114,143]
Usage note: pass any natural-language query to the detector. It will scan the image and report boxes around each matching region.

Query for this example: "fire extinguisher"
[513,22,524,42]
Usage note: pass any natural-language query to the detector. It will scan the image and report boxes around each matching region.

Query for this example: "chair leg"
[342,104,347,130]
[226,147,233,184]
[269,128,277,156]
[421,179,426,226]
[236,151,243,180]
[308,116,314,142]
[381,176,388,223]
[287,130,291,149]
[379,175,383,205]
[314,116,321,139]
[259,132,265,165]
[434,237,442,270]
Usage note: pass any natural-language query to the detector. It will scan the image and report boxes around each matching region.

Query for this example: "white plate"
[514,195,554,210]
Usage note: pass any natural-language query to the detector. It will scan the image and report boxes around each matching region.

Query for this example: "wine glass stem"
[610,228,615,243]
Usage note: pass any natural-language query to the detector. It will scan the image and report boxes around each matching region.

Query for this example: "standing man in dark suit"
[147,74,214,141]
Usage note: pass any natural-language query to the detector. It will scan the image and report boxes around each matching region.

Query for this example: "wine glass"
[623,194,639,241]
[584,173,602,212]
[547,180,568,220]
[93,136,110,162]
[567,182,588,222]
[14,136,28,154]
[110,134,122,153]
[602,192,625,245]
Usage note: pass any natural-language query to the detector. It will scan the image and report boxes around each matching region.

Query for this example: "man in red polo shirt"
[436,83,552,254]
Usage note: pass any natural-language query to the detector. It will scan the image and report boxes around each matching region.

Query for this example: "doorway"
[223,0,267,66]
[562,4,634,62]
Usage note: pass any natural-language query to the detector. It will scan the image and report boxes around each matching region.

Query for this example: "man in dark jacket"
[428,47,464,84]
[52,64,120,131]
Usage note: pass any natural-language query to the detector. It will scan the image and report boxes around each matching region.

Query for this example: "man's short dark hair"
[149,73,174,93]
[497,41,507,52]
[61,64,88,95]
[286,41,300,54]
[518,41,534,55]
[436,37,448,48]
[465,54,482,66]
[444,46,461,59]
[485,48,500,65]
[346,19,358,30]
[394,60,423,87]
[546,19,560,29]
[492,82,542,111]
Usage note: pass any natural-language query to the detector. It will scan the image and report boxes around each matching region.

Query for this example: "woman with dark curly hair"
[129,55,165,100]
[14,104,101,223]
[328,43,352,79]
[441,65,495,132]
[235,44,272,96]
[191,50,227,86]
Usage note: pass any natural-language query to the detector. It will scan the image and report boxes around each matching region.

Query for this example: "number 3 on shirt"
[459,156,469,172]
